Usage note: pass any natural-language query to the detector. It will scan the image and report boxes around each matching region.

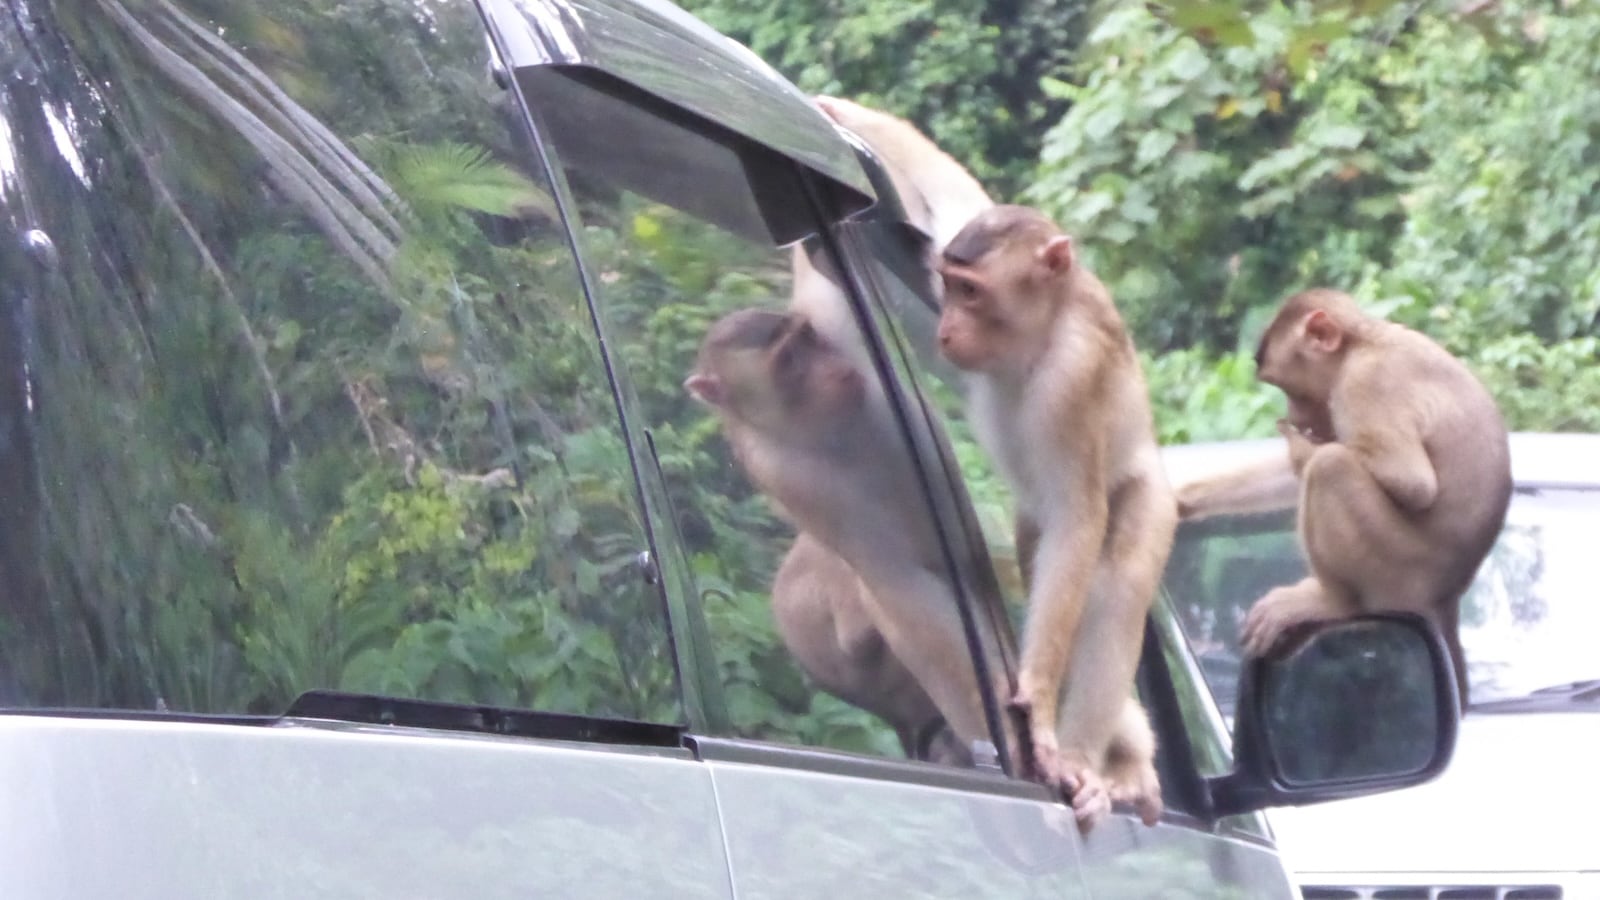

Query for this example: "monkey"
[934,204,1174,828]
[1176,288,1512,708]
[684,307,1013,769]
[771,533,968,764]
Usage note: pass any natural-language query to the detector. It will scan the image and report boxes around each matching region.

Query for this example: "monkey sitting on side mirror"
[935,205,1174,829]
[685,308,1008,769]
[1174,289,1512,709]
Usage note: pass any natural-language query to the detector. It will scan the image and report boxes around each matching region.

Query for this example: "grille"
[1301,887,1561,900]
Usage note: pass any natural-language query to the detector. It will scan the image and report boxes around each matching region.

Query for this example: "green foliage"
[1145,349,1281,443]
[1036,0,1600,435]
[678,0,1090,194]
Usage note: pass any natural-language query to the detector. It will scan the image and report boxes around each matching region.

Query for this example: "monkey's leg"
[1101,698,1163,826]
[1243,443,1432,655]
[1053,477,1174,829]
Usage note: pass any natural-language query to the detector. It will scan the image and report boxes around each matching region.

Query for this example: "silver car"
[0,0,1456,896]
[1165,432,1600,898]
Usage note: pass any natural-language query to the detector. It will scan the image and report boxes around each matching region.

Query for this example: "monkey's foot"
[1242,583,1334,657]
[1107,764,1163,827]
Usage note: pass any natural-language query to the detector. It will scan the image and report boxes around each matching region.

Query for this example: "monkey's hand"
[1241,579,1339,657]
[1013,688,1112,833]
[1277,418,1326,476]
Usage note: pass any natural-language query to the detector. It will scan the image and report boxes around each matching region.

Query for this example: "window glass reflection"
[525,69,1003,765]
[0,0,677,721]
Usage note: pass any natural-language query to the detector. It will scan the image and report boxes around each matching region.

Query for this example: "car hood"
[1265,711,1600,875]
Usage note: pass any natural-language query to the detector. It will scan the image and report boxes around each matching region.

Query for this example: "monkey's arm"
[1014,450,1111,764]
[1172,450,1299,520]
[1342,386,1440,512]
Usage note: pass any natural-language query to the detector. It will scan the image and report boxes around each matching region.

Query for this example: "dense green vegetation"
[690,0,1600,440]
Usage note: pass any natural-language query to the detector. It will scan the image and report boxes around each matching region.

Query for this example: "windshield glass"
[1165,486,1600,711]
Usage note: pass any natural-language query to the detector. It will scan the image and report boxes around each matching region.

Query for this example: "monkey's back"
[1384,325,1513,568]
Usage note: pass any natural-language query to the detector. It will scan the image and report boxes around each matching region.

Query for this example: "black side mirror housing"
[1205,613,1461,818]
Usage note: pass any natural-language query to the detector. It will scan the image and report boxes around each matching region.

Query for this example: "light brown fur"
[686,308,1011,765]
[772,534,967,764]
[1177,288,1512,708]
[936,205,1174,828]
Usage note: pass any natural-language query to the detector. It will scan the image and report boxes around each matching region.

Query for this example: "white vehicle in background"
[1162,431,1600,899]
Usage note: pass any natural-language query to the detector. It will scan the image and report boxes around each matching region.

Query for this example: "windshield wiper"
[1470,679,1600,713]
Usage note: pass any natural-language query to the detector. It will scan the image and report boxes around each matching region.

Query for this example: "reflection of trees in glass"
[1459,521,1545,701]
[1162,515,1302,718]
[2,0,677,721]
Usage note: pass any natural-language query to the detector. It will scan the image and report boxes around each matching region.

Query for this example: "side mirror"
[1206,613,1460,818]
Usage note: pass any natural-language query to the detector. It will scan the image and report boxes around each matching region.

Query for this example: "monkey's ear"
[1039,235,1075,273]
[684,373,726,406]
[1303,309,1343,352]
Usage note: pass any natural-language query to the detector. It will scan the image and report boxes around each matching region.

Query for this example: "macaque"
[935,205,1174,827]
[771,534,967,764]
[685,307,1010,767]
[1176,288,1512,707]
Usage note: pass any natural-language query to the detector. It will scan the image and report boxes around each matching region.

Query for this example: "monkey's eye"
[945,277,979,302]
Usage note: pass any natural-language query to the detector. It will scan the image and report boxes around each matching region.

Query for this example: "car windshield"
[1165,486,1600,712]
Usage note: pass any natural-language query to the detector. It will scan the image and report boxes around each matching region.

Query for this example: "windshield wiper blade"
[1471,679,1600,712]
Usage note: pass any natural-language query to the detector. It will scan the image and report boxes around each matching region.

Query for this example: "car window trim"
[478,22,715,731]
[813,210,1021,774]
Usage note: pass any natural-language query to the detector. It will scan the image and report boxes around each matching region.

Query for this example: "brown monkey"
[771,534,968,764]
[935,205,1174,827]
[684,308,1010,766]
[1183,288,1511,707]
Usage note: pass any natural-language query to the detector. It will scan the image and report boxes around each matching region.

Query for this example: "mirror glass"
[1259,617,1444,786]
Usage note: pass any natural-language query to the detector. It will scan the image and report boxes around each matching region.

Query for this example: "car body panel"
[0,715,733,899]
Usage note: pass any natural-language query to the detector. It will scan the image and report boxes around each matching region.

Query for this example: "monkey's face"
[935,254,1053,373]
[686,309,865,438]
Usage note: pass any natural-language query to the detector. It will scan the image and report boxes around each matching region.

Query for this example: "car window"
[0,0,680,722]
[518,67,1010,767]
[1163,486,1600,714]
